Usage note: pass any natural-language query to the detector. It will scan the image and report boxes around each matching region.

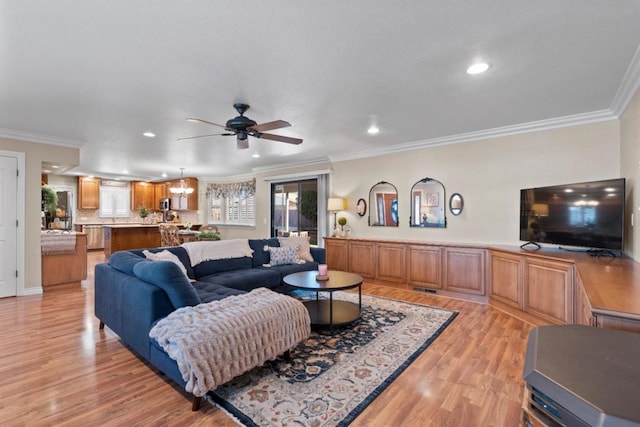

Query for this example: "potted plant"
[337,216,347,237]
[138,206,150,223]
[197,230,221,241]
[41,185,58,216]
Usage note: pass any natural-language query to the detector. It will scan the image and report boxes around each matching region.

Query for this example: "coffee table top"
[283,270,363,292]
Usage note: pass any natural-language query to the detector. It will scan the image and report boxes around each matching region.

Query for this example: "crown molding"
[610,44,640,117]
[251,157,332,174]
[0,127,85,147]
[330,109,618,163]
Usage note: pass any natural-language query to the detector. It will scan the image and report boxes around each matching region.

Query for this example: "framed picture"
[427,192,439,207]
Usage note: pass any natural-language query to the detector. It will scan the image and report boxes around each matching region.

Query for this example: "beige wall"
[0,137,80,292]
[330,121,621,245]
[222,120,623,249]
[620,87,640,260]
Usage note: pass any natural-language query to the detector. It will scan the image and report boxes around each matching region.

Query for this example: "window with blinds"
[209,193,255,226]
[99,186,131,218]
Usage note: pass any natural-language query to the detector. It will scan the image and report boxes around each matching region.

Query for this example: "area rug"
[206,292,458,426]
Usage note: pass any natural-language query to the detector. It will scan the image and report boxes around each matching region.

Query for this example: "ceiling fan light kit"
[181,103,303,149]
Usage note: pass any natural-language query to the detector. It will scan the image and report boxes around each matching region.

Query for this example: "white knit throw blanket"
[181,239,254,266]
[149,288,311,397]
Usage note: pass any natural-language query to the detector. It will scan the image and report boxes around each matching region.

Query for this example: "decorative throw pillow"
[143,249,189,279]
[278,236,313,262]
[268,245,299,266]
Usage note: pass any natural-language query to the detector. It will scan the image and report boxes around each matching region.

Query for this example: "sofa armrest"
[95,263,175,360]
[310,247,325,264]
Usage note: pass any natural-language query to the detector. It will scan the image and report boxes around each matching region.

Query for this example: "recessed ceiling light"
[51,165,59,169]
[252,153,260,158]
[466,62,490,75]
[161,172,168,178]
[43,169,51,173]
[367,125,380,135]
[122,170,129,174]
[143,132,156,138]
[564,189,574,193]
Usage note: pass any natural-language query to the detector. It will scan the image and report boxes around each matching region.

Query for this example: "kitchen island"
[103,224,162,258]
[41,231,87,289]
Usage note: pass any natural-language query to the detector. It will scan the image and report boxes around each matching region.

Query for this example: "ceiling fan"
[179,103,303,149]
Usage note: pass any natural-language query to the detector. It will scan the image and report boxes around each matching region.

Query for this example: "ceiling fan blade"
[258,133,303,145]
[249,120,291,133]
[236,138,250,150]
[186,118,228,129]
[177,133,234,141]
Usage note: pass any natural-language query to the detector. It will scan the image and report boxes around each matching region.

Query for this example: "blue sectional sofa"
[94,238,325,409]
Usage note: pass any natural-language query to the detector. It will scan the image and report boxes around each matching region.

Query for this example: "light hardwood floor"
[0,251,534,426]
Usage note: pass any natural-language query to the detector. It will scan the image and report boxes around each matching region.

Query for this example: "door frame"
[0,150,25,296]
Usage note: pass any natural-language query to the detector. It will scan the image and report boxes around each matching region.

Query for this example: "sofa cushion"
[191,281,246,303]
[198,268,281,292]
[269,245,299,266]
[192,256,252,278]
[279,236,314,262]
[143,249,189,279]
[109,250,145,275]
[132,260,201,309]
[248,238,280,267]
[131,246,196,279]
[267,261,320,278]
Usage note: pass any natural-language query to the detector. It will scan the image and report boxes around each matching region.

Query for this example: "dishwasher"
[84,225,104,250]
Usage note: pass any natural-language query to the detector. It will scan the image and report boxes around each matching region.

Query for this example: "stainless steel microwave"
[159,198,171,211]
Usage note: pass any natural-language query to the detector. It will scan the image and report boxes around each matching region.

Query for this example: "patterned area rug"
[207,293,457,426]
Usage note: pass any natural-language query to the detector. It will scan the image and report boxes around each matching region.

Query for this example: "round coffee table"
[283,270,363,329]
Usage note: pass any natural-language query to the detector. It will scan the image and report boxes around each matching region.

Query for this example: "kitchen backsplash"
[76,209,201,224]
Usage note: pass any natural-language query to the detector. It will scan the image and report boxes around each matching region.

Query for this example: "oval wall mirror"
[368,181,399,227]
[449,193,464,216]
[356,198,367,216]
[409,177,446,228]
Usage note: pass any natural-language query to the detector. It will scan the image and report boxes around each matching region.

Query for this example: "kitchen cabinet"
[131,181,155,211]
[154,182,169,209]
[78,177,99,209]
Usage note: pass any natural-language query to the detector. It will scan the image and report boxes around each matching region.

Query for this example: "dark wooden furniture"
[283,270,363,329]
[103,224,161,257]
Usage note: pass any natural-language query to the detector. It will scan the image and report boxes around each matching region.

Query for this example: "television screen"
[520,178,625,251]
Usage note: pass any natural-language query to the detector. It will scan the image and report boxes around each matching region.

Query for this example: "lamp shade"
[328,197,346,211]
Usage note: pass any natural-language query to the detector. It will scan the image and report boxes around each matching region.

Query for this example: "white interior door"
[0,155,18,298]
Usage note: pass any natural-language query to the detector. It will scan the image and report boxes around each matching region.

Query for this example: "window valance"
[206,178,256,199]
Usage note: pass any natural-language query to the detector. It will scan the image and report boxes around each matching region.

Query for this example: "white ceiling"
[2,1,640,181]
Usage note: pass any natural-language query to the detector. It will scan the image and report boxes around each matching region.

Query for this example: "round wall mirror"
[368,181,399,227]
[409,177,446,228]
[356,198,367,216]
[449,193,464,216]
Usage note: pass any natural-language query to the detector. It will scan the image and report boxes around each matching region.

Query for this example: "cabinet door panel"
[349,241,376,279]
[325,238,349,271]
[443,248,486,295]
[490,252,522,309]
[376,243,406,283]
[525,260,573,324]
[408,245,442,289]
[78,177,99,209]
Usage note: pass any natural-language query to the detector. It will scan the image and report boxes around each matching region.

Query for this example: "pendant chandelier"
[169,168,194,195]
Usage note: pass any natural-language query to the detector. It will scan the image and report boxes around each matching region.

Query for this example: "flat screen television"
[519,178,625,251]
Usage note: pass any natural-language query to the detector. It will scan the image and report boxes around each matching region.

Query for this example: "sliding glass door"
[271,179,318,245]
